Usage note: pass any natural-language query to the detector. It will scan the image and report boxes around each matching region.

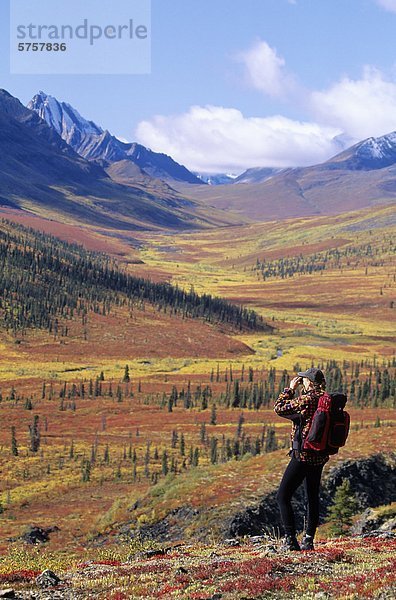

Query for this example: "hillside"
[172,135,396,221]
[173,166,396,220]
[28,91,203,185]
[0,217,268,364]
[0,90,239,231]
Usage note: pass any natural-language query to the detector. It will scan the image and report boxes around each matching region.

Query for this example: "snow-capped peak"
[357,131,396,161]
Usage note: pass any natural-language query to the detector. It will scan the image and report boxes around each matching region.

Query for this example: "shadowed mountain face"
[0,89,237,230]
[28,91,203,185]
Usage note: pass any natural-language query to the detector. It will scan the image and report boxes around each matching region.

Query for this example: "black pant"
[276,456,324,537]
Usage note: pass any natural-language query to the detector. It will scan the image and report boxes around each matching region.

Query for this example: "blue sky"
[2,0,396,173]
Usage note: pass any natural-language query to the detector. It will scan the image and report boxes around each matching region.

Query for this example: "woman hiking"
[274,367,328,551]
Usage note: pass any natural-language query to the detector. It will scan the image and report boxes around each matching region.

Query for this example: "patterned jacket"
[274,387,329,466]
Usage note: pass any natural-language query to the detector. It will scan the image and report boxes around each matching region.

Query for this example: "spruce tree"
[210,402,217,425]
[81,459,91,482]
[123,365,130,383]
[171,430,178,448]
[210,437,218,464]
[200,422,206,443]
[327,479,359,536]
[161,450,169,476]
[179,433,185,456]
[11,426,18,456]
[29,415,40,453]
[236,412,244,438]
[265,427,277,452]
[193,447,199,467]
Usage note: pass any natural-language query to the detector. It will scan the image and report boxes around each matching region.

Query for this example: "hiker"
[274,367,328,551]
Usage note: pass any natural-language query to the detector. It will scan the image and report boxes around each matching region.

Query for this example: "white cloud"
[376,0,396,13]
[311,66,396,139]
[135,36,396,173]
[135,105,342,173]
[236,40,294,98]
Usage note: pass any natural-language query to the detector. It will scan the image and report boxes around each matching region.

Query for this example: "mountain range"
[173,133,396,220]
[28,91,203,185]
[1,87,396,228]
[0,89,235,230]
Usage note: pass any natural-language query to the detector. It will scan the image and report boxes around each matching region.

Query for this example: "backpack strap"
[292,414,303,456]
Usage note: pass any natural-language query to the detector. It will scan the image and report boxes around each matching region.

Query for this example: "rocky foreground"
[0,532,395,599]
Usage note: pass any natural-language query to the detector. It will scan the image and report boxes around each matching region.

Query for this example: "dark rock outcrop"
[123,506,200,543]
[323,453,396,510]
[20,525,59,545]
[228,453,396,537]
[228,489,304,538]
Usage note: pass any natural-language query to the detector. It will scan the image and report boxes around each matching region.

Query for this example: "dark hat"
[297,367,325,384]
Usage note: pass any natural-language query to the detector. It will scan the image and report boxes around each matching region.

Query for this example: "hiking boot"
[280,535,301,551]
[300,534,314,550]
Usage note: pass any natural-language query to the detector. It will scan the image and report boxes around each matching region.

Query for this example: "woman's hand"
[289,376,302,391]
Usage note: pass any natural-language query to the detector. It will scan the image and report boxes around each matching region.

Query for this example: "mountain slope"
[0,216,266,337]
[172,132,396,220]
[28,91,203,184]
[233,166,282,184]
[0,89,237,230]
[324,131,396,170]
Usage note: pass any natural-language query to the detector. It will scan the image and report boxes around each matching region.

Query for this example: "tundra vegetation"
[0,203,394,598]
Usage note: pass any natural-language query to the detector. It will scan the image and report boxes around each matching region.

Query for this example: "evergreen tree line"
[161,363,396,411]
[2,360,395,410]
[253,235,395,281]
[0,219,267,334]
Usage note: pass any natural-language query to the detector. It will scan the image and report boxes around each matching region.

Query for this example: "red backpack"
[303,392,350,455]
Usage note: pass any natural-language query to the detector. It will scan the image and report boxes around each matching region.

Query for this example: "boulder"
[21,525,59,545]
[36,569,61,588]
[135,506,199,543]
[0,590,16,599]
[351,505,396,534]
